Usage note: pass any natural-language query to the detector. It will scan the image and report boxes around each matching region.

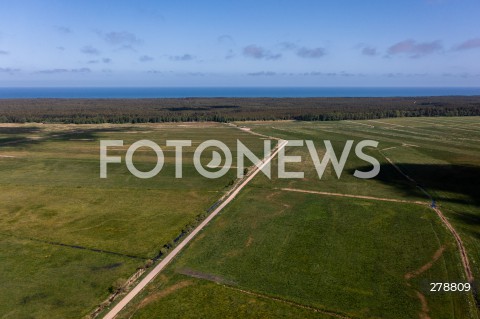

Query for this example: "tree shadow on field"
[0,126,42,134]
[353,162,480,240]
[354,163,480,206]
[0,126,140,148]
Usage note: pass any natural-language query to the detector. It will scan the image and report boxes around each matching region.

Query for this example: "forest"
[0,96,479,124]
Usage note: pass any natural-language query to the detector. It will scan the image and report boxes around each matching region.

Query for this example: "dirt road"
[279,187,427,205]
[102,139,288,319]
[432,207,474,282]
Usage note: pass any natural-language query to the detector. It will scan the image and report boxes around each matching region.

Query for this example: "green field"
[119,192,471,319]
[114,117,480,319]
[1,117,479,318]
[0,123,265,318]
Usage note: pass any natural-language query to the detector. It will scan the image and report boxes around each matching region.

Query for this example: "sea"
[0,87,479,98]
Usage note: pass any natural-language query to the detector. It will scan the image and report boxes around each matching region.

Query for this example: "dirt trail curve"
[102,139,288,319]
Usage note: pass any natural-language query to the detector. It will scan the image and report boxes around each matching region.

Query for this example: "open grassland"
[116,117,480,319]
[118,190,473,319]
[0,122,265,318]
[2,117,479,318]
[246,117,480,283]
[119,274,333,319]
[0,234,141,319]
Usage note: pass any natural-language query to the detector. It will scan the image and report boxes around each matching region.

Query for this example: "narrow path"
[381,153,416,183]
[432,207,474,283]
[227,122,281,141]
[279,187,426,205]
[404,246,446,319]
[102,139,288,319]
[405,246,446,280]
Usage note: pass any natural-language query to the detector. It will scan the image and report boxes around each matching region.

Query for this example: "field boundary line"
[278,187,427,205]
[101,139,288,319]
[368,120,405,127]
[2,233,148,260]
[176,267,354,319]
[223,285,354,319]
[343,120,374,128]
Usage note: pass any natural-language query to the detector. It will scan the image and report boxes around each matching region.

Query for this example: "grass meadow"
[115,117,480,319]
[0,122,265,318]
[1,117,479,318]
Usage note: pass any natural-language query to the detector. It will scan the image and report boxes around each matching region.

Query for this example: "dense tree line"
[0,97,479,124]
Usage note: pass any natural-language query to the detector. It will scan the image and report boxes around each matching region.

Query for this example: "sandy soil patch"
[136,280,193,309]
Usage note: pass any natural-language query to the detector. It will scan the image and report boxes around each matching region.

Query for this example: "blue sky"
[0,0,479,87]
